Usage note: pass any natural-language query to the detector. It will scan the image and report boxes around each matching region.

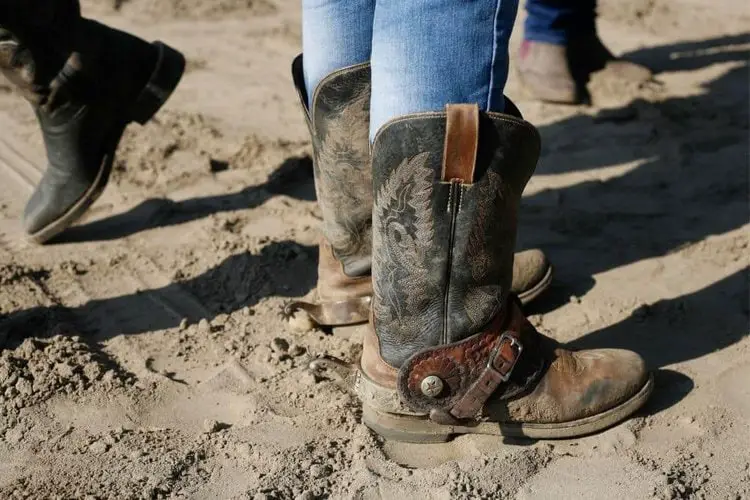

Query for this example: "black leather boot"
[357,104,652,442]
[0,1,185,243]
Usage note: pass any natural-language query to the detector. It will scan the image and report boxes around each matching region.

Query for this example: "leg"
[302,0,374,105]
[358,0,652,442]
[519,0,652,104]
[524,0,596,45]
[0,0,185,243]
[370,0,519,137]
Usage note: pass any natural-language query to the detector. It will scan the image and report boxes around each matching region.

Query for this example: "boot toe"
[504,347,649,424]
[572,348,649,416]
[22,187,53,235]
[22,173,92,241]
[512,248,552,300]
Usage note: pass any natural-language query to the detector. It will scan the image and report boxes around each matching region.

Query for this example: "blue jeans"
[302,0,519,141]
[524,0,596,45]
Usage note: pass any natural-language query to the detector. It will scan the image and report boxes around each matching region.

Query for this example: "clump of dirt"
[112,110,226,191]
[0,333,135,432]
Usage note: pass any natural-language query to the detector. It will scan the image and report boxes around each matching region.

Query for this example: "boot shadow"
[0,240,319,346]
[50,154,315,244]
[519,54,748,313]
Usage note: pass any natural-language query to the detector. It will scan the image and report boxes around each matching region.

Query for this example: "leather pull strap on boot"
[0,1,185,243]
[285,56,374,327]
[357,103,653,443]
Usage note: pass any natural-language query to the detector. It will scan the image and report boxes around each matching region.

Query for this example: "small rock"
[203,419,223,434]
[179,318,189,331]
[309,464,332,479]
[15,378,33,396]
[4,427,24,444]
[235,443,253,459]
[89,441,110,455]
[198,319,210,333]
[287,311,315,332]
[271,338,290,353]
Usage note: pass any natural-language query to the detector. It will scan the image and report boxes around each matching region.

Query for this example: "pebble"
[88,441,110,455]
[179,318,189,331]
[287,312,315,332]
[198,319,210,333]
[203,419,222,434]
[309,464,332,479]
[235,443,253,459]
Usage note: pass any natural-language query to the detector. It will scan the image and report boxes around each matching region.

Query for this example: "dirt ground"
[0,0,748,498]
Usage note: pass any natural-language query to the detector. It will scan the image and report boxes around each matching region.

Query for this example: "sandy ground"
[0,0,748,498]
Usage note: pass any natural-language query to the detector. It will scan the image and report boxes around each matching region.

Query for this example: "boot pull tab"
[441,103,479,185]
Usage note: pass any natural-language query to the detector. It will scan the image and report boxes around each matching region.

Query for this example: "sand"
[0,0,748,498]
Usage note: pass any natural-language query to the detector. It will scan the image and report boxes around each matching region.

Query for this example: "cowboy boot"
[285,57,554,328]
[518,33,652,104]
[0,0,185,243]
[284,56,375,327]
[356,103,652,443]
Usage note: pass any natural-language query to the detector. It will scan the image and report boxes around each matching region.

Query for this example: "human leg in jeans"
[357,0,653,442]
[0,0,184,243]
[289,0,554,329]
[519,0,652,104]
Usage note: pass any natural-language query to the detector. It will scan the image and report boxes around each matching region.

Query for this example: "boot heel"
[362,404,455,444]
[130,41,185,125]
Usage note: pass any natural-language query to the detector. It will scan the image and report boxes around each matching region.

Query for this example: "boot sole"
[26,42,186,245]
[517,264,554,306]
[361,373,654,443]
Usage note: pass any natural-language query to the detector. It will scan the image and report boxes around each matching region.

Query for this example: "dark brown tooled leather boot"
[285,57,554,328]
[356,103,652,443]
[0,0,185,243]
[517,34,652,104]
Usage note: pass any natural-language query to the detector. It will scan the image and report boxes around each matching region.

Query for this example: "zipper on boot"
[443,179,462,345]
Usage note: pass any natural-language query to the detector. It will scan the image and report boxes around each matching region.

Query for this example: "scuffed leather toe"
[496,348,649,424]
[512,248,551,297]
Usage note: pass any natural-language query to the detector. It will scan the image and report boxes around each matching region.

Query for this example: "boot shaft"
[292,56,373,278]
[0,0,81,95]
[1,7,156,111]
[372,104,541,368]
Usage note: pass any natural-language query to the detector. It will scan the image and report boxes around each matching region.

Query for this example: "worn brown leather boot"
[356,103,652,443]
[517,34,652,104]
[0,0,184,243]
[285,57,554,327]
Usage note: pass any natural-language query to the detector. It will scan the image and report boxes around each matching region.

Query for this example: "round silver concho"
[420,375,444,398]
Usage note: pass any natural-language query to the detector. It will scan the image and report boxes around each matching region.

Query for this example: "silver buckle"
[487,332,523,383]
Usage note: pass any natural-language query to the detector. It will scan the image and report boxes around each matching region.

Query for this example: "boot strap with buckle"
[396,296,544,421]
